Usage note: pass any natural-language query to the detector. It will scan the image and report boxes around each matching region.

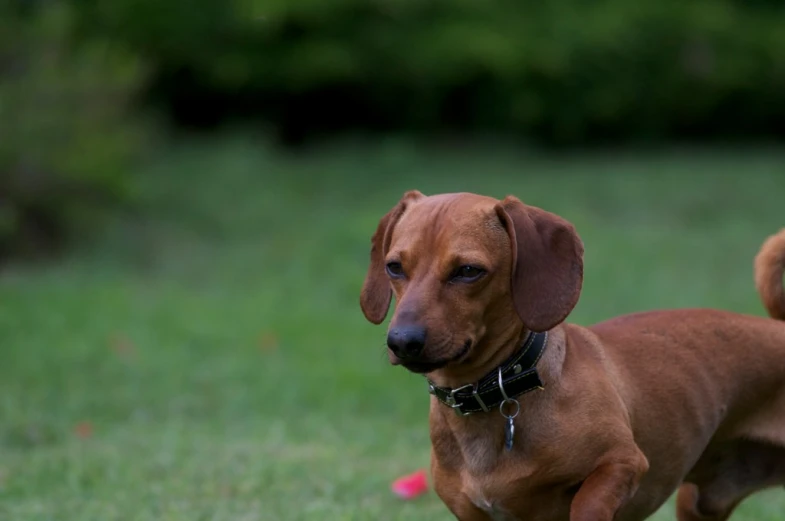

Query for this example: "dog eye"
[386,262,405,278]
[451,265,485,282]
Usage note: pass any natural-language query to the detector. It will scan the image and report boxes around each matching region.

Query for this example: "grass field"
[2,135,785,520]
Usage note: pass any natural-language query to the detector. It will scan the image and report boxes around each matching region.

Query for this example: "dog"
[359,190,785,521]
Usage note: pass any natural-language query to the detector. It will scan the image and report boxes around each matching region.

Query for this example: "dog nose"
[387,325,426,359]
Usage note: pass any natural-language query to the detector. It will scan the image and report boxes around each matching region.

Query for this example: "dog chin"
[400,360,449,374]
[388,354,446,373]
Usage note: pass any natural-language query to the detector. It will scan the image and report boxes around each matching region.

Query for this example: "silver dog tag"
[498,370,520,453]
[504,417,515,451]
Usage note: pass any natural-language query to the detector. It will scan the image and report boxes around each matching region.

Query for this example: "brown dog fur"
[360,191,785,521]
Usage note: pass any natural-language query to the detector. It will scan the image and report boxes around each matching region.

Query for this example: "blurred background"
[1,1,785,519]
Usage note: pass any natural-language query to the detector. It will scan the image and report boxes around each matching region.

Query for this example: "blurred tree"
[72,0,785,145]
[0,0,150,260]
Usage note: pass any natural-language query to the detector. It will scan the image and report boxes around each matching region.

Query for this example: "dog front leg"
[570,449,649,521]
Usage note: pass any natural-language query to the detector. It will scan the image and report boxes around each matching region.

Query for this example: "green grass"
[2,135,785,520]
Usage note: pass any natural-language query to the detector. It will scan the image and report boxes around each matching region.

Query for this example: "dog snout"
[387,325,427,359]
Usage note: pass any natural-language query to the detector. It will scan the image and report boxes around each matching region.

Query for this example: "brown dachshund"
[359,190,785,521]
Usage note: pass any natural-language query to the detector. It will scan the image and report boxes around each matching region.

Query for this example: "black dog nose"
[387,325,426,359]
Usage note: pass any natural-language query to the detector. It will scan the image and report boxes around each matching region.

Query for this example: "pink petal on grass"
[391,469,429,500]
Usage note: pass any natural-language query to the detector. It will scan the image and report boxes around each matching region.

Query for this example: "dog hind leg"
[676,439,785,521]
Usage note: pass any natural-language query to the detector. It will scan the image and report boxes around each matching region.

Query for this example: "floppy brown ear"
[495,195,584,332]
[360,190,424,324]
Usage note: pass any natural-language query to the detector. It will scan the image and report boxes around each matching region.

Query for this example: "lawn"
[2,135,785,520]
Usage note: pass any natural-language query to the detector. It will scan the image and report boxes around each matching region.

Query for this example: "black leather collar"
[427,331,548,416]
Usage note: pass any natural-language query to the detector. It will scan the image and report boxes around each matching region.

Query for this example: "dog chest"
[463,474,520,521]
[469,495,518,521]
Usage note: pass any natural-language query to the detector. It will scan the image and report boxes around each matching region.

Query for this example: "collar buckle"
[447,383,476,416]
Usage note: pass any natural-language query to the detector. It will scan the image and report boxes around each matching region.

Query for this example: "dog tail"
[754,228,785,321]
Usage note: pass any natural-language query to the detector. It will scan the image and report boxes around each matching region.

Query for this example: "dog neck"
[428,326,566,475]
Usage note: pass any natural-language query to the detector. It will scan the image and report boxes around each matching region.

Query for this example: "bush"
[75,0,785,144]
[0,1,150,260]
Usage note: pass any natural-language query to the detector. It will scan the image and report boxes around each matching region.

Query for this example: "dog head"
[360,191,584,374]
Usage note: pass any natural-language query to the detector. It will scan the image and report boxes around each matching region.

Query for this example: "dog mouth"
[400,339,473,374]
